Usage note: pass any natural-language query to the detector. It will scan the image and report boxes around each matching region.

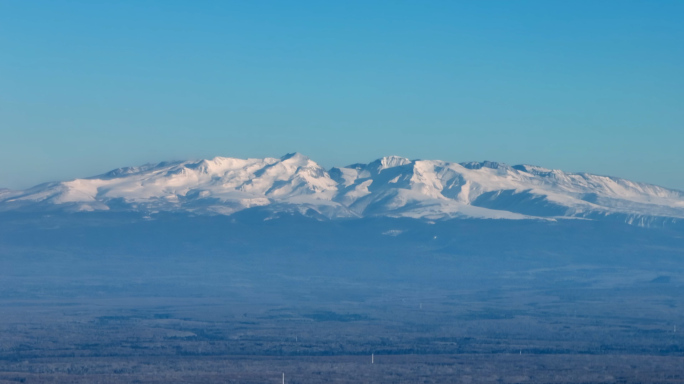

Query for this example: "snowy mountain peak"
[512,164,554,176]
[1,154,683,226]
[375,156,412,171]
[280,152,310,163]
[460,161,511,171]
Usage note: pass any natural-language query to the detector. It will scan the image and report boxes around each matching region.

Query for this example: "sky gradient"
[1,1,682,190]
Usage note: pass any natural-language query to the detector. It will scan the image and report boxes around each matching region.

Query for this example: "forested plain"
[1,212,683,383]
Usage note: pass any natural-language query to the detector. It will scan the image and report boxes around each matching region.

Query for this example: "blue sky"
[1,1,682,190]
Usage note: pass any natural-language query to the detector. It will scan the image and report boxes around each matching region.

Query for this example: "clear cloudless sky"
[1,0,682,190]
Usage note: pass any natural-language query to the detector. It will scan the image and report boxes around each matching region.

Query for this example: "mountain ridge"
[1,153,682,226]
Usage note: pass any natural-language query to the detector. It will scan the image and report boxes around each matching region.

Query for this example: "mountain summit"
[1,155,683,226]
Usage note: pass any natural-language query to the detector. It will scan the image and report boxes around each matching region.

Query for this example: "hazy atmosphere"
[1,2,683,383]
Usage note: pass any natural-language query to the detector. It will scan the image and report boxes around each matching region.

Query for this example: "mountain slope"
[1,153,683,225]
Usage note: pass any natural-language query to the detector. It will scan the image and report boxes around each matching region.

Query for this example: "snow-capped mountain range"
[1,153,683,225]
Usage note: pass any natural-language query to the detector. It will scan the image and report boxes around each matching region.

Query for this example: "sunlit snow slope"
[1,153,683,225]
